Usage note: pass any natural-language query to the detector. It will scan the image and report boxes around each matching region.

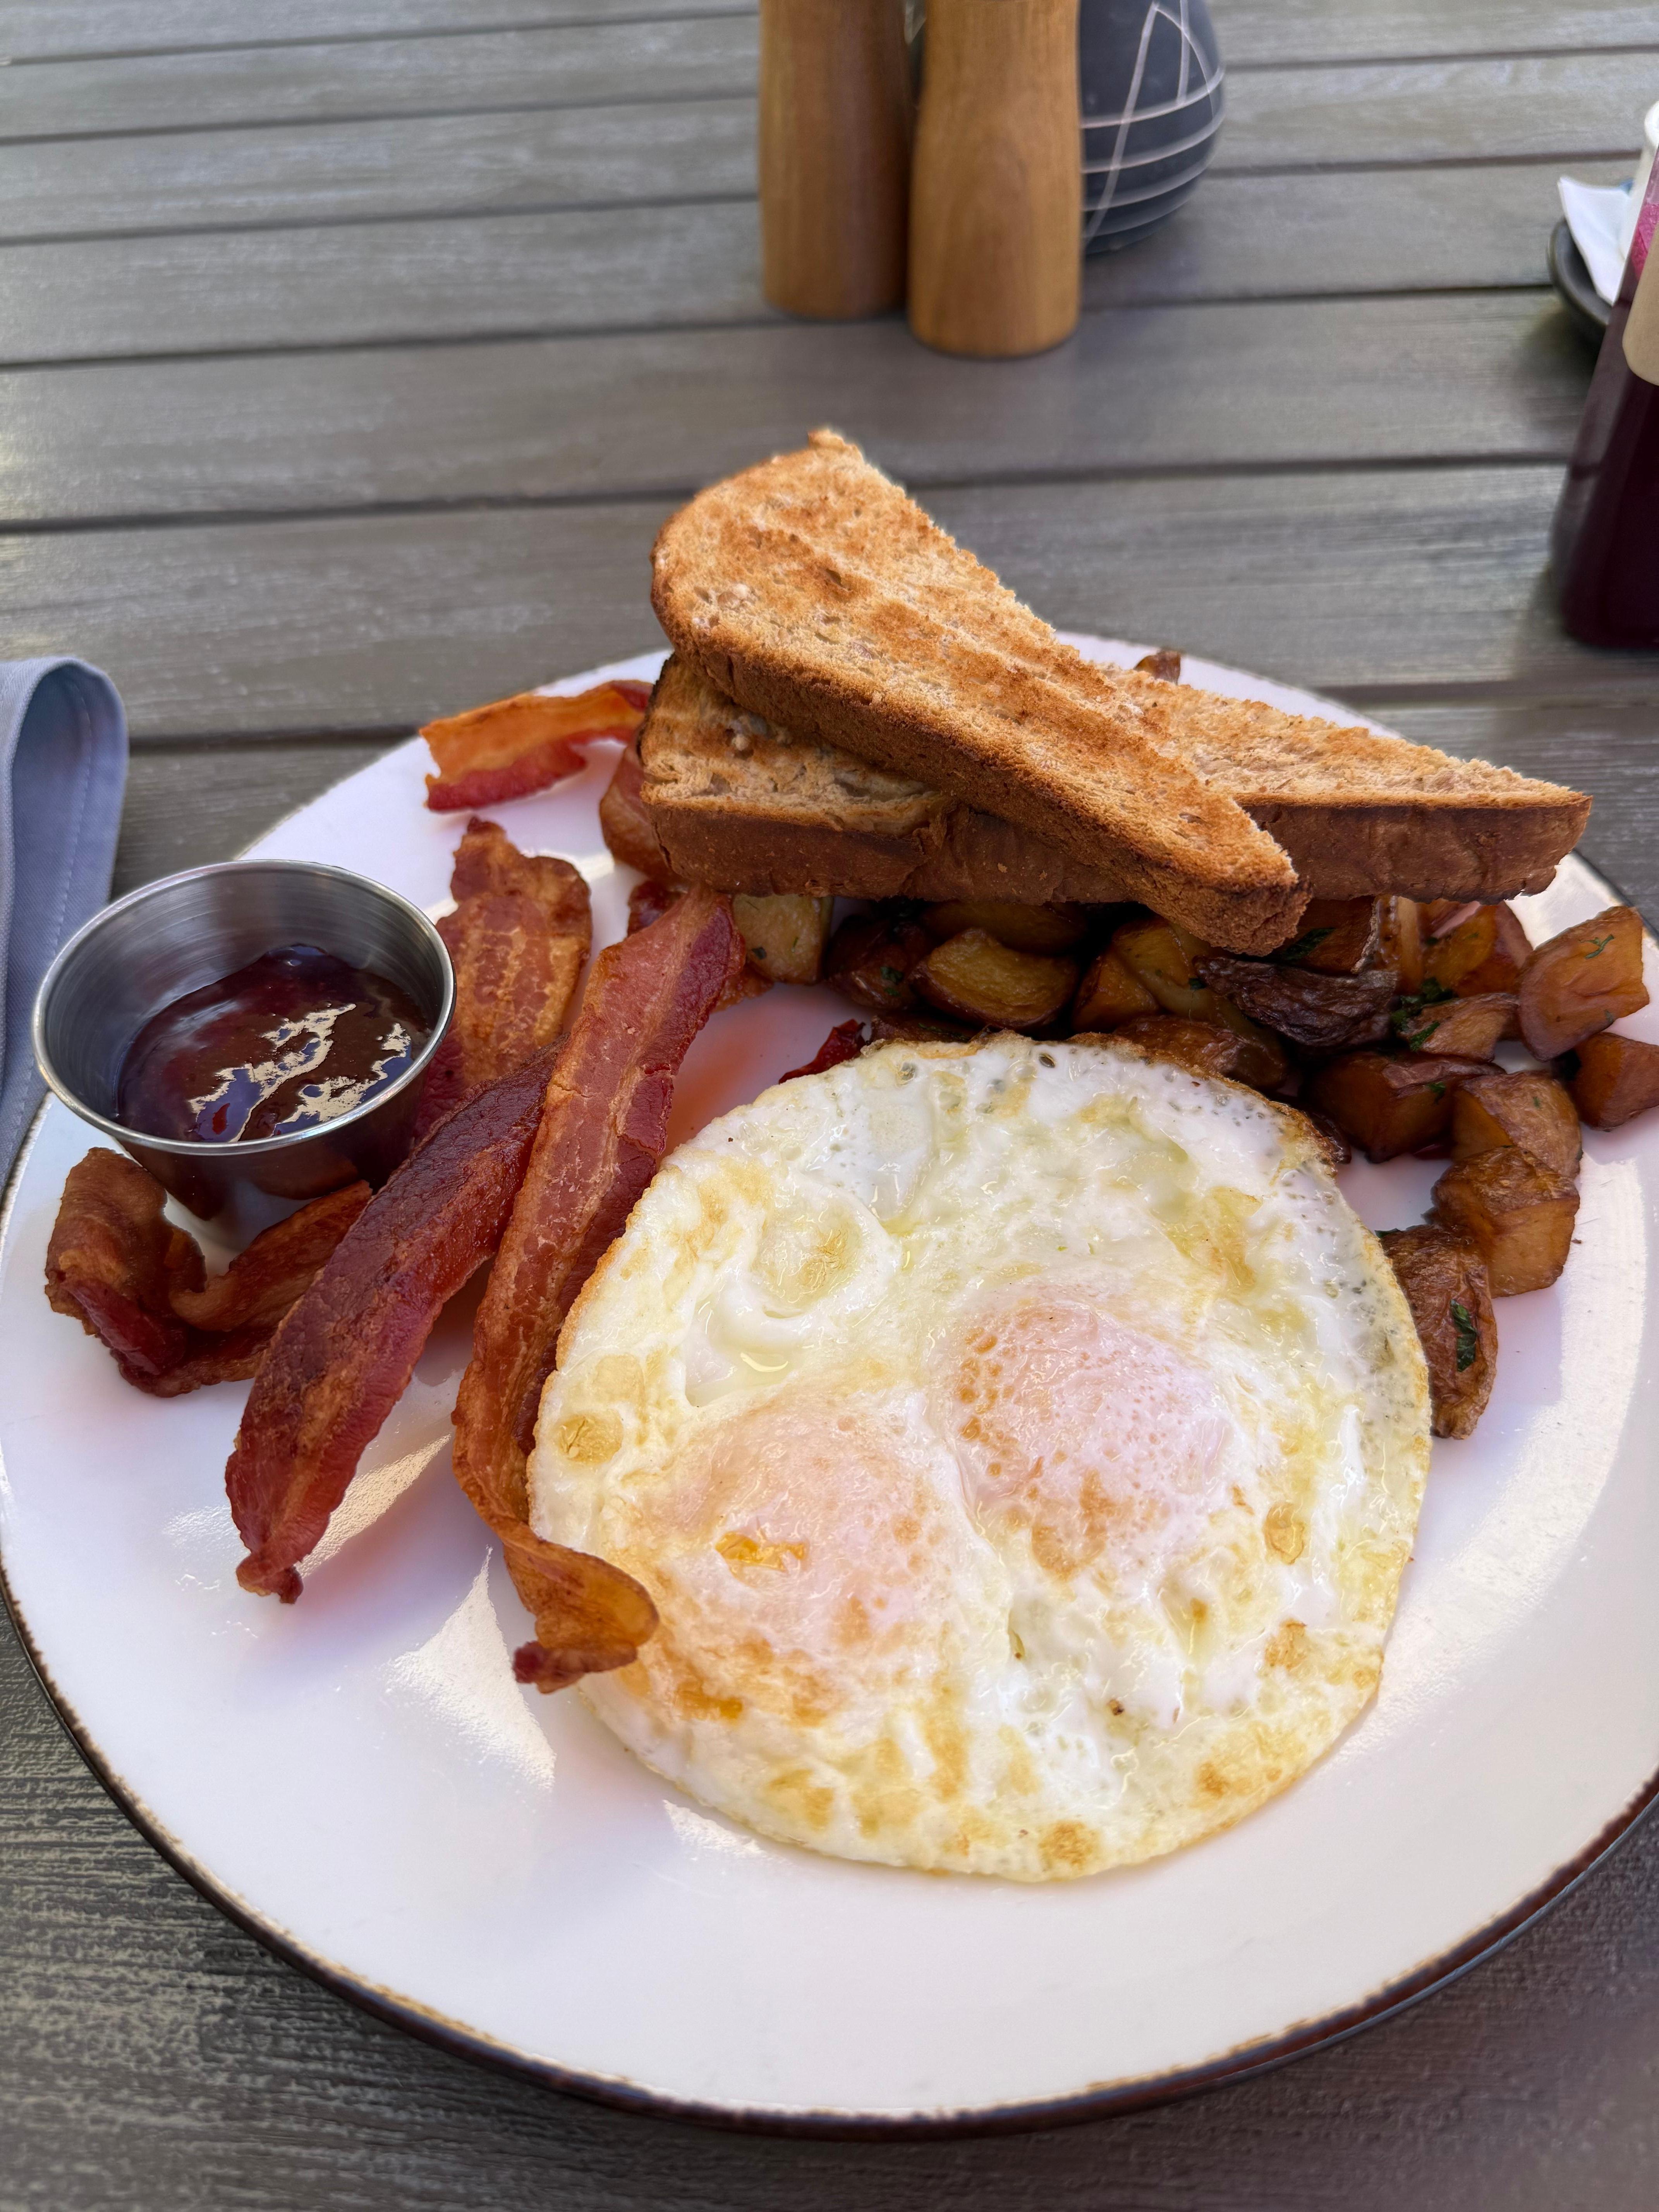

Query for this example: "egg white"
[530,1035,1431,1881]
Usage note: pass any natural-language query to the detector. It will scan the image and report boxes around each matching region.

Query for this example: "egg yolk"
[938,1291,1231,1585]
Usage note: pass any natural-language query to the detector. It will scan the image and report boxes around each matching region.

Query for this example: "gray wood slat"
[113,739,386,893]
[0,75,1638,249]
[0,2,757,64]
[0,0,1652,71]
[0,294,1594,527]
[3,35,1647,163]
[5,466,1648,744]
[0,159,1629,366]
[0,99,757,243]
[0,18,755,141]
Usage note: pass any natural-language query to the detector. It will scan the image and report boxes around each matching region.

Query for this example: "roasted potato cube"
[1196,952,1396,1050]
[1450,1070,1582,1181]
[1565,1030,1659,1130]
[1391,990,1516,1060]
[912,930,1079,1030]
[1275,897,1383,976]
[1111,915,1210,1013]
[1106,1013,1285,1091]
[1422,900,1531,996]
[1377,1224,1497,1439]
[919,899,1089,953]
[1517,905,1650,1058]
[1431,1148,1578,1296]
[1113,917,1285,1058]
[732,892,833,986]
[1305,1051,1490,1162]
[1377,896,1425,994]
[1134,647,1182,682]
[824,909,933,1015]
[1070,946,1159,1031]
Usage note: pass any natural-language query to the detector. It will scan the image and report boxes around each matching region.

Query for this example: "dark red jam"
[117,944,428,1145]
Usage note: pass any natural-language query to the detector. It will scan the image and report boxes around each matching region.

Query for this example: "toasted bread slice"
[641,656,1589,907]
[652,431,1303,951]
[641,654,1131,903]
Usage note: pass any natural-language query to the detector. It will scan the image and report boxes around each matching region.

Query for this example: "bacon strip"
[422,679,651,812]
[415,817,593,1144]
[225,1042,561,1601]
[452,883,743,1691]
[45,1152,369,1396]
[172,1180,373,1333]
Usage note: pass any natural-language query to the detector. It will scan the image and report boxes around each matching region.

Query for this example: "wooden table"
[5,2,1659,2201]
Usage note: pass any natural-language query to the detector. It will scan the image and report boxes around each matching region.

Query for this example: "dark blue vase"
[1080,0,1224,254]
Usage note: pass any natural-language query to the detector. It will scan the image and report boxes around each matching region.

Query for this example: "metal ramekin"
[32,859,454,1223]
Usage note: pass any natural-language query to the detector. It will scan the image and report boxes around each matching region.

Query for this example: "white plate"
[3,641,1657,2134]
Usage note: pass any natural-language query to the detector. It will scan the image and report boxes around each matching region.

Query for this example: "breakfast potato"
[1450,1069,1582,1181]
[920,899,1090,954]
[1517,904,1650,1058]
[1134,646,1182,682]
[1305,1050,1491,1162]
[1195,952,1396,1050]
[1112,917,1286,1060]
[1276,897,1383,976]
[1391,990,1516,1060]
[1377,896,1425,995]
[1565,1030,1659,1130]
[1070,945,1159,1031]
[824,908,934,1015]
[1422,900,1531,997]
[1376,1224,1497,1440]
[1106,1013,1287,1092]
[913,930,1079,1030]
[1431,1148,1579,1296]
[732,892,834,986]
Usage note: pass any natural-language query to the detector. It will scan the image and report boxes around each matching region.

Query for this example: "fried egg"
[529,1035,1430,1880]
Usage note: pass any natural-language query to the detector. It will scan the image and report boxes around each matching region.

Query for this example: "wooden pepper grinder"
[908,0,1082,357]
[759,0,913,319]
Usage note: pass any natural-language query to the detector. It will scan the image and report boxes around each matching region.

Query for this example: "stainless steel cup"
[32,859,453,1224]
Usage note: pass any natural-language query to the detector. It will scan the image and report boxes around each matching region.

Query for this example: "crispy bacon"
[45,1151,369,1396]
[781,1018,870,1082]
[422,679,651,812]
[598,738,674,877]
[627,877,767,1012]
[413,817,592,1145]
[225,1042,561,1601]
[172,1180,373,1333]
[452,884,744,1691]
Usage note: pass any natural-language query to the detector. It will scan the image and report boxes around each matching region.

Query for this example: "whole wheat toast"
[652,431,1305,951]
[642,654,1589,907]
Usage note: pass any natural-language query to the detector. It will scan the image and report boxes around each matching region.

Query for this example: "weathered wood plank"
[0,0,1651,73]
[0,99,757,243]
[113,739,386,893]
[0,18,756,141]
[2,34,1644,165]
[0,1,757,64]
[0,158,1628,366]
[4,466,1648,744]
[0,294,1592,526]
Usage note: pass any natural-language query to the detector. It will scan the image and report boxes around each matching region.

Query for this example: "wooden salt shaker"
[759,0,913,319]
[908,0,1082,357]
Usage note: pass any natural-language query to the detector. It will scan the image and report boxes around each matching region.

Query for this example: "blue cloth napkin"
[1,658,128,1185]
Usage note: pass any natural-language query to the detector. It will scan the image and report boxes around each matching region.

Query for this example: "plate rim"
[4,674,1657,2137]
